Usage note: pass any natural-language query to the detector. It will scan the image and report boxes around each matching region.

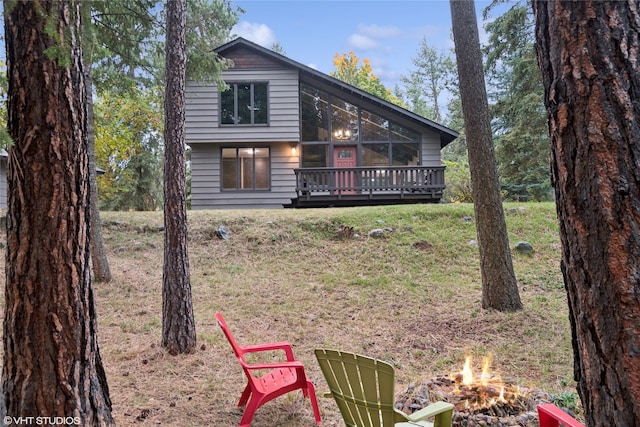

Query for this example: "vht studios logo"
[4,416,81,426]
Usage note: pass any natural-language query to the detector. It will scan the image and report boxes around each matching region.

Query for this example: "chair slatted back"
[315,349,398,427]
[215,313,246,363]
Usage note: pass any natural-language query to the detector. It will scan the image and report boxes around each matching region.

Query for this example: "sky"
[230,0,501,91]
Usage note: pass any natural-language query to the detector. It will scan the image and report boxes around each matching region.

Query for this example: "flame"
[480,355,492,385]
[458,355,493,386]
[461,357,473,385]
[451,354,524,412]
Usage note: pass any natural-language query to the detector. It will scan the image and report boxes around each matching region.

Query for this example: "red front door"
[333,146,357,194]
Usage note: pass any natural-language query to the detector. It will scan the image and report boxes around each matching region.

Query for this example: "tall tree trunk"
[162,0,196,355]
[86,65,112,283]
[3,0,114,424]
[533,1,640,424]
[450,0,522,311]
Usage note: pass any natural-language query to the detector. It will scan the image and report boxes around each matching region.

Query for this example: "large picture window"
[221,147,270,190]
[221,83,268,125]
[299,83,423,167]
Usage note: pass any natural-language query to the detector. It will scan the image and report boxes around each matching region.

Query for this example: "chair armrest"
[538,403,585,427]
[404,401,455,422]
[241,341,296,361]
[242,360,306,371]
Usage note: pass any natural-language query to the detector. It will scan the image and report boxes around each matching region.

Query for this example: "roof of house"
[214,37,459,148]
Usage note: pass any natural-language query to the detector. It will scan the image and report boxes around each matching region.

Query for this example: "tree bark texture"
[450,0,523,311]
[3,1,114,424]
[162,0,196,355]
[533,1,640,425]
[86,66,112,283]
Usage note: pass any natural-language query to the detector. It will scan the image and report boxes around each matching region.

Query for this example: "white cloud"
[347,34,379,50]
[356,24,402,39]
[232,21,277,47]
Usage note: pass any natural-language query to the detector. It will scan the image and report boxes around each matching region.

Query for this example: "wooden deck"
[290,166,446,208]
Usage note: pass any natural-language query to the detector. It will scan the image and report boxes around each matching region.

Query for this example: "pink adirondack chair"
[538,404,585,427]
[215,313,322,427]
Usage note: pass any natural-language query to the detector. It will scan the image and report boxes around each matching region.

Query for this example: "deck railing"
[294,166,446,201]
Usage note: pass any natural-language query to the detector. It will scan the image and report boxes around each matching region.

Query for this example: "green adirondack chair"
[315,349,454,427]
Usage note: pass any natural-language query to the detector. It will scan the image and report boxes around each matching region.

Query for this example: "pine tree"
[450,0,522,311]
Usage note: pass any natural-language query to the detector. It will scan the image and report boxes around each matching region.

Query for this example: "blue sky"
[231,0,500,90]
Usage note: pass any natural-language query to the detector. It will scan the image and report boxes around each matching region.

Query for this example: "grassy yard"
[3,202,577,426]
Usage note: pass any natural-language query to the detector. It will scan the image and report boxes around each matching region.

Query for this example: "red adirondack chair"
[215,313,322,427]
[538,404,585,427]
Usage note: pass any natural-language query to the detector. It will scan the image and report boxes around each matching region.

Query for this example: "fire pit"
[396,355,551,426]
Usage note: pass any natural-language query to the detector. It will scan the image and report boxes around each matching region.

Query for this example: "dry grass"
[3,203,576,426]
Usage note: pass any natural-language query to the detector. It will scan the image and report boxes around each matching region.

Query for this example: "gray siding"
[190,142,298,209]
[185,50,449,209]
[186,68,300,143]
[421,132,443,165]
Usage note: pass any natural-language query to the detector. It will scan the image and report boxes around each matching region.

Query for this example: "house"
[185,37,458,209]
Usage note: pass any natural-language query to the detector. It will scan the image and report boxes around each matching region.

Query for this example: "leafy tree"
[3,0,113,422]
[450,0,522,311]
[163,0,196,355]
[484,1,551,201]
[94,86,163,210]
[443,159,473,203]
[534,0,640,423]
[331,51,404,105]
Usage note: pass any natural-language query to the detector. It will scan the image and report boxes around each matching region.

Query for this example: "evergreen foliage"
[399,36,455,122]
[484,1,552,201]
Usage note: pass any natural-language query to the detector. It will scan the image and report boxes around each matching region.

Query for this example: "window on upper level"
[220,82,268,125]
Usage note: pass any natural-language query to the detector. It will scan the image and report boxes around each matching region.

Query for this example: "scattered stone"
[462,216,473,223]
[369,229,385,238]
[403,226,414,232]
[514,241,534,255]
[384,227,394,233]
[506,207,528,216]
[215,226,229,240]
[376,219,385,224]
[468,240,478,247]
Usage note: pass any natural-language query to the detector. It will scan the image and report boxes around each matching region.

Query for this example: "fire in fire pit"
[397,355,550,427]
[451,355,529,415]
